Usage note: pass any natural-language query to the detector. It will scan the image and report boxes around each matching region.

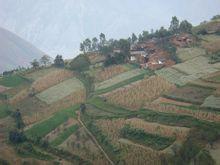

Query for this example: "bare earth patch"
[153,97,192,107]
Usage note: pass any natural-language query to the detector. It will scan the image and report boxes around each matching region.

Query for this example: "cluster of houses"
[128,33,194,70]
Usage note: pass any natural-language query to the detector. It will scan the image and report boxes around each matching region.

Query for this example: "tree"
[80,43,85,53]
[54,55,64,67]
[99,33,106,47]
[84,38,92,52]
[211,15,220,20]
[142,31,149,41]
[92,37,99,51]
[138,34,143,42]
[80,103,86,114]
[131,33,137,43]
[30,59,39,69]
[169,16,180,34]
[69,54,90,71]
[158,26,171,38]
[12,109,25,130]
[179,20,193,33]
[40,55,51,66]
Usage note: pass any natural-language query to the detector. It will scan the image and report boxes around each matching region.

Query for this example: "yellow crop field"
[105,76,175,110]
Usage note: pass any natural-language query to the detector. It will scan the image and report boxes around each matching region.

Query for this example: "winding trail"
[77,111,114,165]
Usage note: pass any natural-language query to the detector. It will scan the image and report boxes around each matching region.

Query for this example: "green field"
[36,78,84,104]
[50,124,79,146]
[95,69,146,90]
[0,74,27,87]
[176,47,206,62]
[25,105,79,139]
[201,95,220,109]
[0,104,11,118]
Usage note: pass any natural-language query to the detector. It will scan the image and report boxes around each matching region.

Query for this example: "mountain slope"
[0,27,44,73]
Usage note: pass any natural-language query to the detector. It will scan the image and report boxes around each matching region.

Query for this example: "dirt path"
[77,111,114,165]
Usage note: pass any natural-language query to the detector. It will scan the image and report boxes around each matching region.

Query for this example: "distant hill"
[193,19,220,34]
[0,27,45,73]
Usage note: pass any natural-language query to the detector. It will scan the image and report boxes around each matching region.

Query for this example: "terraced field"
[95,69,146,91]
[156,56,220,86]
[201,95,220,109]
[176,47,206,61]
[36,78,85,104]
[25,67,61,80]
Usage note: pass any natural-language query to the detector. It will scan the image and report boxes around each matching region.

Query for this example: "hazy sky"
[0,0,220,58]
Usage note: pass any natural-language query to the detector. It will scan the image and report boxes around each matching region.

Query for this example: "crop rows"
[201,95,220,109]
[95,69,145,90]
[94,64,129,82]
[176,47,206,61]
[32,69,73,92]
[36,78,84,104]
[105,76,175,110]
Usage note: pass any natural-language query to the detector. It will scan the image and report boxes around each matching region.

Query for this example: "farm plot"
[36,78,84,104]
[105,76,175,110]
[189,79,219,89]
[176,47,206,62]
[25,105,79,139]
[95,69,145,90]
[94,64,130,82]
[155,67,188,86]
[145,103,220,122]
[173,56,220,75]
[164,85,213,104]
[0,74,27,87]
[201,95,220,109]
[0,104,11,119]
[157,56,220,86]
[25,67,60,80]
[201,34,220,53]
[32,69,73,92]
[0,85,9,93]
[152,97,193,107]
[203,71,220,83]
[59,126,109,164]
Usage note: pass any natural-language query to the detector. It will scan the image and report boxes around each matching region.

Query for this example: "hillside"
[0,27,44,73]
[0,17,220,164]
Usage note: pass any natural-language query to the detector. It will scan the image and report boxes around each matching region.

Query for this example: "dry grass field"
[105,76,175,110]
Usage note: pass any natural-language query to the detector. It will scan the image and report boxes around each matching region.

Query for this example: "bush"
[70,54,90,71]
[9,130,26,144]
